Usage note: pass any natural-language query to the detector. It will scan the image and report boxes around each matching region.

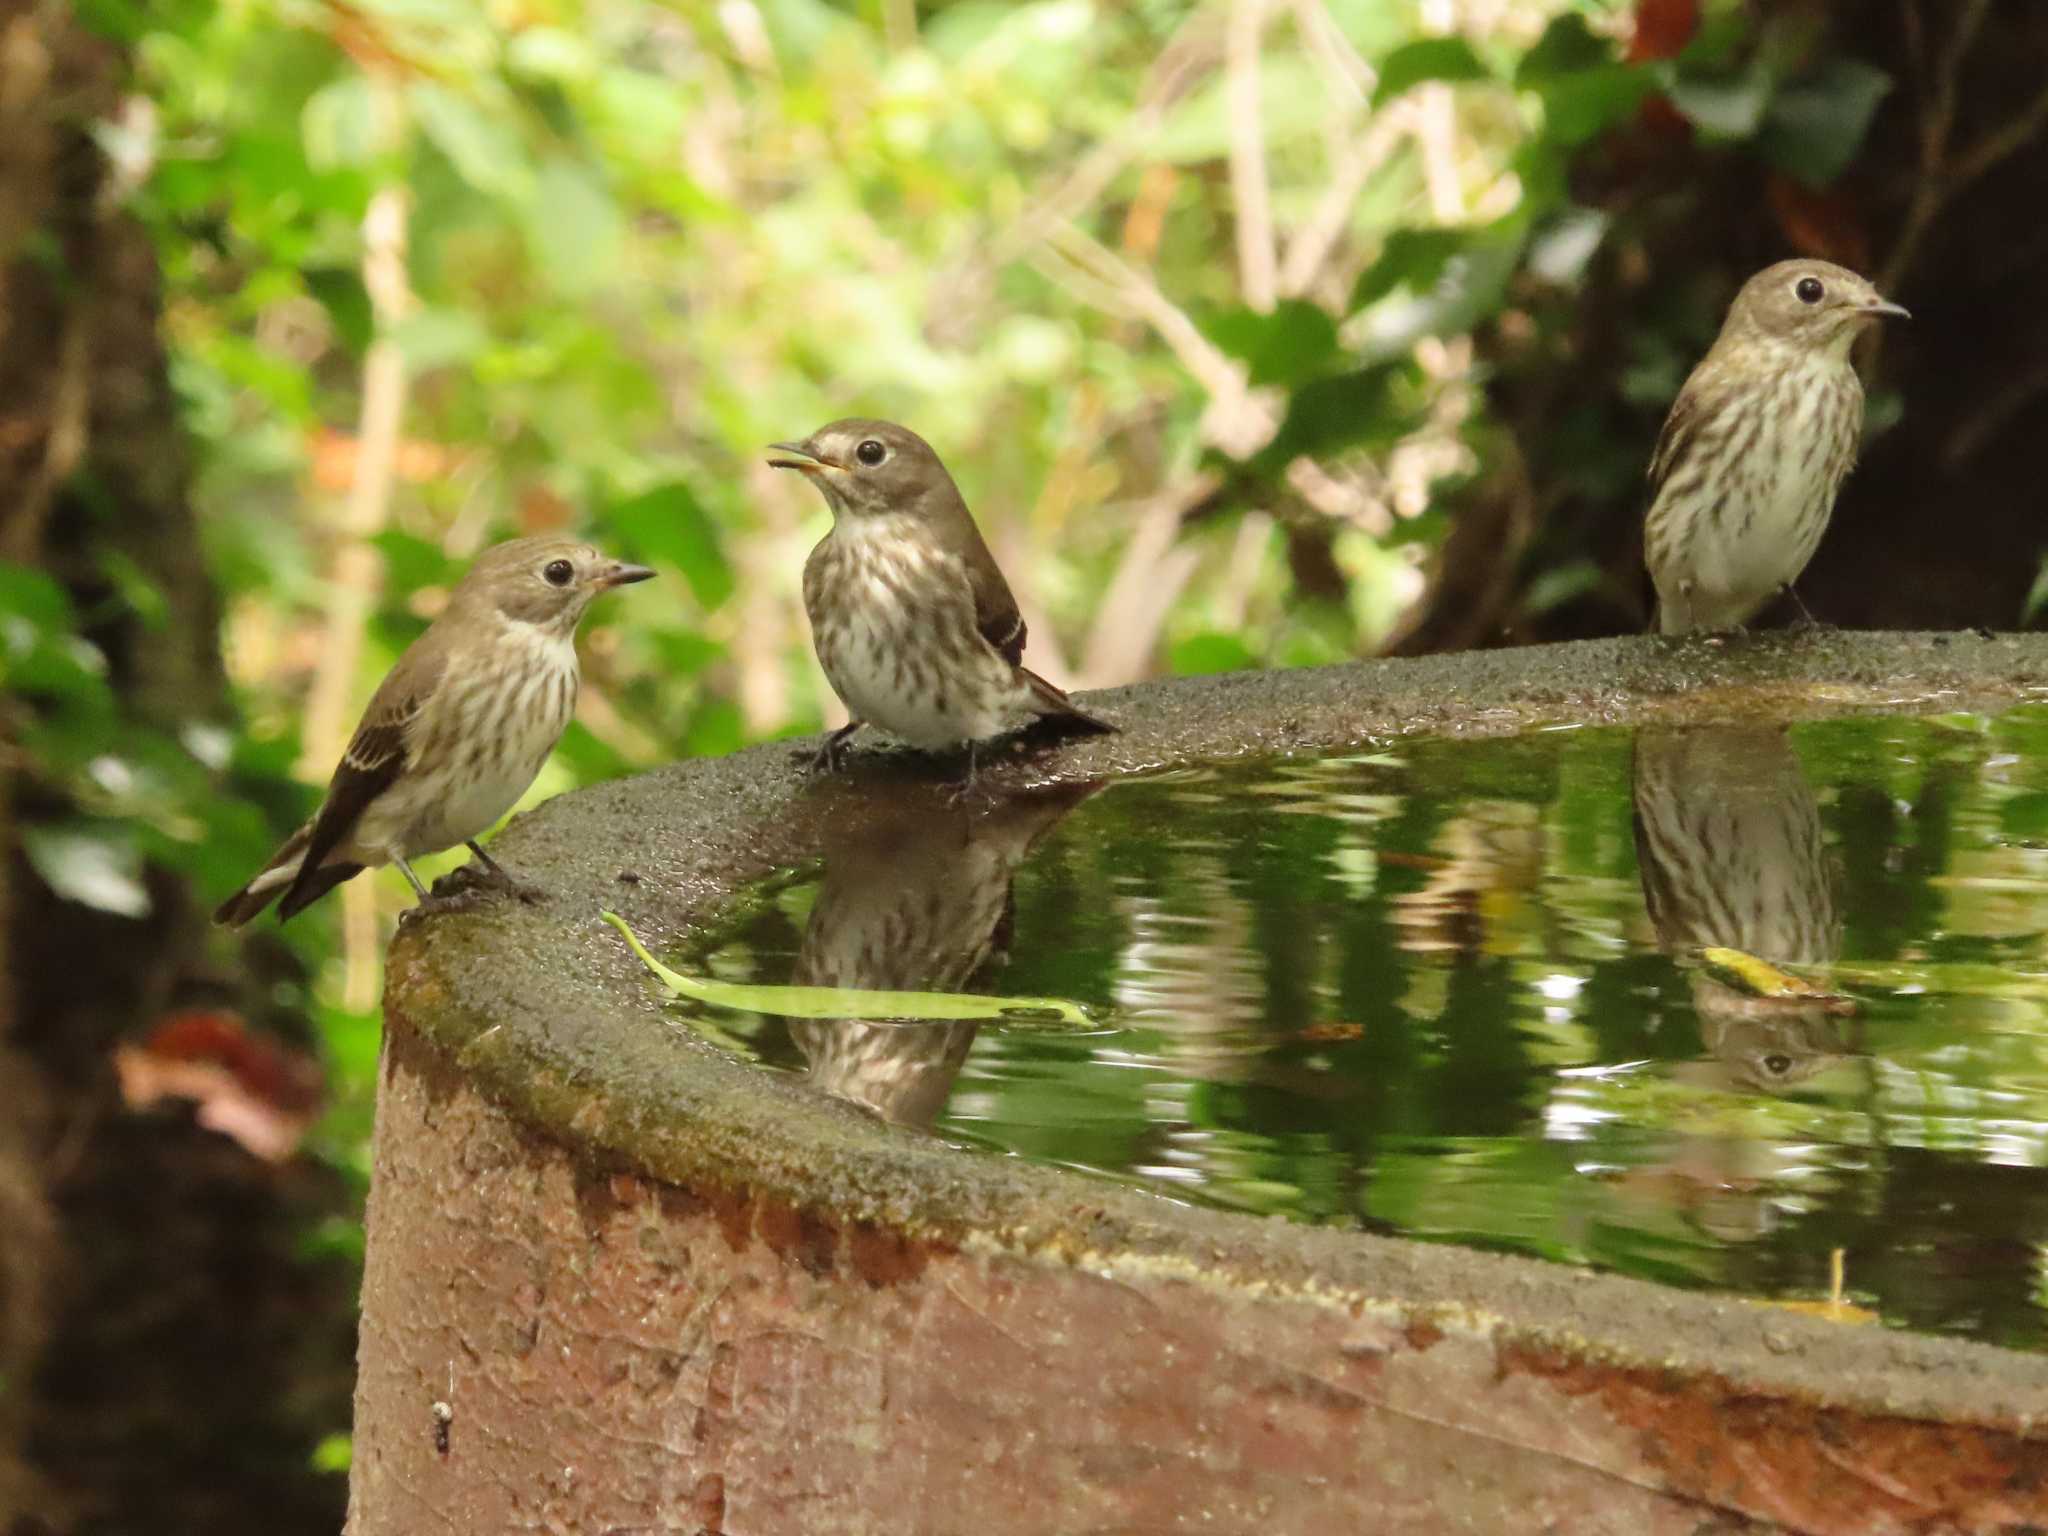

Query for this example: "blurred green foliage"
[10,0,1908,1192]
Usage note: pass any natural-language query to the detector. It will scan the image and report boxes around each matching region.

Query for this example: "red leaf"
[1627,0,1700,63]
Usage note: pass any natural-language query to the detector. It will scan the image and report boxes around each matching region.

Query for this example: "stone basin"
[348,632,2048,1536]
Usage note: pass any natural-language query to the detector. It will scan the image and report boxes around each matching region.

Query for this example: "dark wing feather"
[965,541,1028,667]
[1646,359,1740,500]
[277,648,443,915]
[1646,382,1704,497]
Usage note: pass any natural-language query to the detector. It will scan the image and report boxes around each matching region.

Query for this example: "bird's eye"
[855,438,887,467]
[1795,276,1825,305]
[543,559,574,587]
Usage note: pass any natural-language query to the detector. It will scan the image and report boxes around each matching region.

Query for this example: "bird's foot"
[460,845,546,905]
[801,722,862,775]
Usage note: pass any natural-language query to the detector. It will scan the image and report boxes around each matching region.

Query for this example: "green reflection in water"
[685,708,2048,1351]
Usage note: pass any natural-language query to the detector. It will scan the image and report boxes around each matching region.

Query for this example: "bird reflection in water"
[1632,722,1858,1093]
[788,780,1099,1128]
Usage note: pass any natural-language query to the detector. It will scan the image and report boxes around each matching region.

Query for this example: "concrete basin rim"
[383,630,2048,1433]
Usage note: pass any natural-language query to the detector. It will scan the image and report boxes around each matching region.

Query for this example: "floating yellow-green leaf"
[1700,946,1856,1012]
[602,911,1099,1030]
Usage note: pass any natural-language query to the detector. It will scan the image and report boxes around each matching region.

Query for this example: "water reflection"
[1631,723,1858,1093]
[698,711,2048,1349]
[787,783,1098,1128]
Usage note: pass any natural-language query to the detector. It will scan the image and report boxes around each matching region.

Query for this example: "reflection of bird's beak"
[1862,299,1910,321]
[767,441,836,473]
[601,562,657,588]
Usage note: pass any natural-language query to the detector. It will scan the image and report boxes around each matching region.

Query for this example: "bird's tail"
[1021,667,1117,736]
[214,823,364,927]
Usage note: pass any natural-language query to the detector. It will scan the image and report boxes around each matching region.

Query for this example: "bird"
[787,781,1098,1128]
[768,418,1114,777]
[214,536,654,926]
[1642,259,1907,634]
[1632,722,1850,1093]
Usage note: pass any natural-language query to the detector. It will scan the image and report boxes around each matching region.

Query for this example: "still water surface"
[687,709,2048,1351]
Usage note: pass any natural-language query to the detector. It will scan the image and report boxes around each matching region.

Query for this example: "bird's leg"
[1781,583,1830,632]
[394,856,431,902]
[465,840,546,904]
[804,721,861,773]
[945,740,983,808]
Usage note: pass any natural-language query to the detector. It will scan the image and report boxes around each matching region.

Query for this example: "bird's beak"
[767,441,835,473]
[1863,299,1910,321]
[600,561,657,588]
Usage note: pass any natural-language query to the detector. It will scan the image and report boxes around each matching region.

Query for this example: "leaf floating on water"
[1752,1248,1878,1326]
[601,911,1101,1031]
[1700,946,1857,1013]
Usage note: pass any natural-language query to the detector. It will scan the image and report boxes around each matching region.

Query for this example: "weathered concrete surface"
[351,632,2048,1536]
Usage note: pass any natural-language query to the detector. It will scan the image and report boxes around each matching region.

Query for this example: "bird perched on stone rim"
[1643,259,1907,635]
[769,418,1115,778]
[214,535,654,927]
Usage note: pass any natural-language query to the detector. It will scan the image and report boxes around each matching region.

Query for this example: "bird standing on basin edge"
[770,418,1115,776]
[214,535,655,926]
[1643,259,1908,635]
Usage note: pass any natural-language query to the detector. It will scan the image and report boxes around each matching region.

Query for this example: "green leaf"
[604,911,1101,1029]
[302,76,380,171]
[1515,14,1613,85]
[411,81,530,200]
[606,483,732,611]
[1352,227,1524,359]
[526,157,625,299]
[1757,59,1891,187]
[1525,207,1610,286]
[389,309,490,370]
[1248,361,1414,478]
[22,822,151,917]
[1521,560,1602,615]
[2023,557,2048,627]
[1170,631,1259,675]
[1536,65,1653,146]
[1350,228,1469,312]
[304,268,373,355]
[1204,300,1341,388]
[1998,791,2048,842]
[1373,37,1491,106]
[1664,63,1772,138]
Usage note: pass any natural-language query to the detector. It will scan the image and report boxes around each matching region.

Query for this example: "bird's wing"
[1646,386,1697,496]
[963,539,1027,667]
[280,644,446,910]
[1646,367,1727,498]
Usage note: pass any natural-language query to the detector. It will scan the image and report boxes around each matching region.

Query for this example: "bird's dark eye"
[855,438,887,467]
[543,559,574,587]
[1795,276,1825,305]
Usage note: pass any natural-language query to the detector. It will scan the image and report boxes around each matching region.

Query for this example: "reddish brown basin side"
[349,633,2048,1536]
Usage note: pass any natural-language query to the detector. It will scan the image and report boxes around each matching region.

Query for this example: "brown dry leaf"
[114,1009,323,1163]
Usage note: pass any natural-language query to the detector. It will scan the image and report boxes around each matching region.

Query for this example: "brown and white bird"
[1632,722,1849,1093]
[1643,260,1907,634]
[769,419,1114,774]
[214,536,653,926]
[788,781,1098,1128]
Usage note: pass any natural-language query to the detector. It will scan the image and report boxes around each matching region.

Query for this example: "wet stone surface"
[376,632,2048,1458]
[693,710,2048,1352]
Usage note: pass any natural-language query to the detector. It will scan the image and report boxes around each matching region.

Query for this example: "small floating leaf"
[1700,946,1856,1012]
[602,912,1099,1030]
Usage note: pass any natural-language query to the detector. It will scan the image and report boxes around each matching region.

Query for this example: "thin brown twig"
[299,79,409,1012]
[1226,0,1277,311]
[1882,0,1993,293]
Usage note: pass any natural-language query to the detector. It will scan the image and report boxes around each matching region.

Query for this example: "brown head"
[448,535,655,634]
[766,418,971,527]
[1718,260,1908,359]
